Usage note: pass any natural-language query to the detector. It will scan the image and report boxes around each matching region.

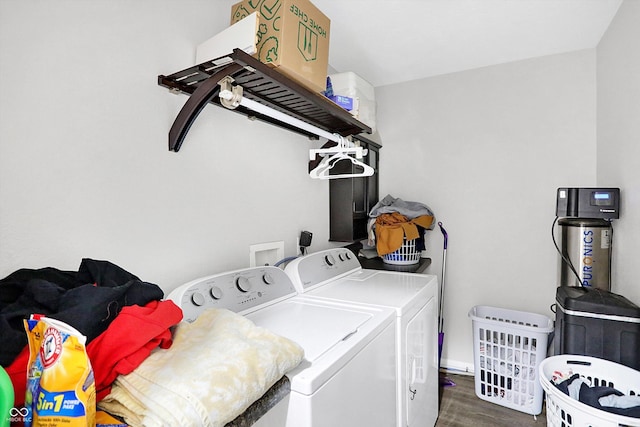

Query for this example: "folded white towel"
[98,308,304,427]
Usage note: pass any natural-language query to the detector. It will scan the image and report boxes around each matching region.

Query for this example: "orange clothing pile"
[375,213,434,256]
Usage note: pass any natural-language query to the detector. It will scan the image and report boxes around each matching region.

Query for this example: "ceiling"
[312,0,623,87]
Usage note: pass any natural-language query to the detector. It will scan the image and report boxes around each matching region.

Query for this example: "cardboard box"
[231,0,330,93]
[196,12,259,65]
[329,72,376,132]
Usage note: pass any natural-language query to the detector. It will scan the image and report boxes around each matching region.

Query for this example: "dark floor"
[436,373,547,427]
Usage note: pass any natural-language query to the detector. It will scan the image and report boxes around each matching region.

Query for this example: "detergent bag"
[24,315,96,427]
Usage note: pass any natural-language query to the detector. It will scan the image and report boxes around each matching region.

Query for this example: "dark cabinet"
[329,135,381,242]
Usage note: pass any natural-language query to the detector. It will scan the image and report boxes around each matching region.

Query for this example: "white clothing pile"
[99,308,304,427]
[479,342,537,404]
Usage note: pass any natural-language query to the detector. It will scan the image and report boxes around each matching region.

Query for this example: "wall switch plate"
[249,241,284,267]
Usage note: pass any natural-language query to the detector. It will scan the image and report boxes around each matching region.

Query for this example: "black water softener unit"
[553,285,640,370]
[555,187,620,291]
[551,187,640,368]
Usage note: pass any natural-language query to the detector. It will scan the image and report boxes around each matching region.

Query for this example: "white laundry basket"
[468,305,554,415]
[382,238,420,265]
[539,355,640,427]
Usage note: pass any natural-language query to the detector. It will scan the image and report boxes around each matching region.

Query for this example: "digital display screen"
[592,191,613,206]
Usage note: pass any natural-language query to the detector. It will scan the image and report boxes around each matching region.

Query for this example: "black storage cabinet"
[329,135,380,242]
[554,286,640,370]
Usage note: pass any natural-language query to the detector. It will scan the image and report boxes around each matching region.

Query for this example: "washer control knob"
[236,276,252,293]
[325,254,336,266]
[191,292,205,306]
[209,286,223,300]
[344,251,352,260]
[262,273,274,285]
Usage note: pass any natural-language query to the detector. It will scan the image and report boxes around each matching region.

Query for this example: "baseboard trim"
[440,358,474,375]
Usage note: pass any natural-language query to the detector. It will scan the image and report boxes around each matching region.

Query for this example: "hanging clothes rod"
[219,76,373,180]
[218,76,355,148]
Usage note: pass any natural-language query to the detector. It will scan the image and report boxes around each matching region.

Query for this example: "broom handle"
[438,221,448,249]
[437,222,448,332]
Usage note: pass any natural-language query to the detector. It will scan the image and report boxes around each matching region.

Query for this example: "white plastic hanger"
[308,137,365,160]
[309,149,374,180]
[308,135,374,179]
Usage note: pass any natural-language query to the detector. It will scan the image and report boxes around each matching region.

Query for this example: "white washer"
[285,248,439,427]
[168,265,397,427]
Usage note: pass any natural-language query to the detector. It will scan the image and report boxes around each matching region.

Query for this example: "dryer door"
[405,298,438,426]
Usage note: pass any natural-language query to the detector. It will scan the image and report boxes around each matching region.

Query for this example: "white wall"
[375,50,598,370]
[597,0,640,305]
[0,0,334,291]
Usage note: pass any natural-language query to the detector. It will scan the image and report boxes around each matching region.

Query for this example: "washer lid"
[247,298,372,361]
[308,270,438,314]
[245,297,394,395]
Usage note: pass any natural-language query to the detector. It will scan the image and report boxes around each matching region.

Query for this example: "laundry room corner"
[374,49,598,370]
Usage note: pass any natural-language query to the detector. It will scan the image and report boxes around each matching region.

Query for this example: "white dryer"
[285,248,439,427]
[168,265,397,427]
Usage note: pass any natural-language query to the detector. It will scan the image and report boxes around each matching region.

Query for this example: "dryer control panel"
[285,248,362,292]
[167,266,296,322]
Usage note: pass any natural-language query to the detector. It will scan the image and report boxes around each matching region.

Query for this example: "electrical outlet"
[249,241,284,267]
[297,230,312,256]
[299,231,312,247]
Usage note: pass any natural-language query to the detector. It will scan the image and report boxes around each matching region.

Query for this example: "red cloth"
[91,300,183,400]
[6,347,28,407]
[6,299,183,406]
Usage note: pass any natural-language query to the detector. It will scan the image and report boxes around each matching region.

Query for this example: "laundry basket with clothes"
[368,195,435,263]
